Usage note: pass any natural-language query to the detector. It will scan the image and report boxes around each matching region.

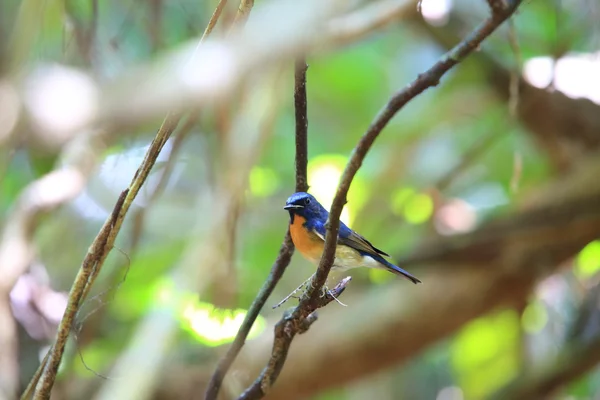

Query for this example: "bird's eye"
[304,197,311,205]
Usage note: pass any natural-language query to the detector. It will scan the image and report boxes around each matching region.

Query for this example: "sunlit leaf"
[576,240,600,278]
[451,310,519,398]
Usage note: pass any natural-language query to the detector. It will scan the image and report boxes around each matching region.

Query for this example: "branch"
[24,2,229,397]
[203,57,310,400]
[236,1,524,399]
[237,277,352,400]
[413,5,600,172]
[326,0,414,46]
[294,59,309,193]
[233,0,254,27]
[32,115,181,400]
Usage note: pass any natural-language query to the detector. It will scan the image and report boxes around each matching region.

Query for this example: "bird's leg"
[272,273,315,309]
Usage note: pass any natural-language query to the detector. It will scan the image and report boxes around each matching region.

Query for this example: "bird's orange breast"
[289,215,323,264]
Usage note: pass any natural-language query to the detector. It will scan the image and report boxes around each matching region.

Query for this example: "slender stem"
[204,57,310,400]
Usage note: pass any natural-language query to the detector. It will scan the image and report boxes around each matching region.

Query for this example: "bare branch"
[237,277,352,400]
[294,59,309,193]
[24,1,230,397]
[204,57,310,400]
[236,1,524,398]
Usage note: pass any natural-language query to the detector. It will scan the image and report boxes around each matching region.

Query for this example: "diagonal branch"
[24,2,229,398]
[32,114,181,400]
[326,0,414,46]
[236,1,524,399]
[204,58,310,400]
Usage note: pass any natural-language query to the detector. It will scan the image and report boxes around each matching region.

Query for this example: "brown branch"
[23,2,229,398]
[237,277,352,400]
[294,59,309,193]
[235,1,524,399]
[203,57,310,400]
[413,7,600,172]
[32,115,180,400]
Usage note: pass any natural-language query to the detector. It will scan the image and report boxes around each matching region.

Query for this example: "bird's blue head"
[284,192,326,223]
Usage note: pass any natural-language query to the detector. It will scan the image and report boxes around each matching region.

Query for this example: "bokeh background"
[2,0,600,399]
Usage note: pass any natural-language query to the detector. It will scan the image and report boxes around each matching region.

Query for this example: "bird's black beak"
[284,204,303,210]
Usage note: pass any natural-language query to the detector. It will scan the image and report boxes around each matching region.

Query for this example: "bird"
[284,192,421,284]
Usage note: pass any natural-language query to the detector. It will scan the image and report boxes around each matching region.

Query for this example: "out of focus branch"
[237,2,524,399]
[0,131,103,399]
[32,114,181,400]
[233,0,254,26]
[492,283,600,399]
[413,5,600,171]
[327,0,415,46]
[95,62,284,400]
[491,337,600,400]
[25,2,230,398]
[204,58,310,400]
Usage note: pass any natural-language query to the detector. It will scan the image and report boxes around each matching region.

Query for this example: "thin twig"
[203,57,310,400]
[237,2,524,398]
[24,1,228,397]
[130,113,198,251]
[294,59,309,193]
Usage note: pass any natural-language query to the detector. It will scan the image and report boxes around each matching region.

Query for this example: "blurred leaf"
[521,300,548,334]
[576,240,600,279]
[451,310,520,398]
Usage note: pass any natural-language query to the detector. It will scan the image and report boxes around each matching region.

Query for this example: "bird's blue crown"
[284,192,327,222]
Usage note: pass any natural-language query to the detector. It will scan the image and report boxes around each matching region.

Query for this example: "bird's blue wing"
[309,219,390,258]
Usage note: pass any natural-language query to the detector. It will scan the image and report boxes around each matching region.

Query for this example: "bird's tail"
[380,258,421,284]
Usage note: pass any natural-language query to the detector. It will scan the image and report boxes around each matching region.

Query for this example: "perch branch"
[204,58,309,400]
[236,1,524,398]
[237,277,352,400]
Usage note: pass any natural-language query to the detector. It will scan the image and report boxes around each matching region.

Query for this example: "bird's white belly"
[331,246,381,271]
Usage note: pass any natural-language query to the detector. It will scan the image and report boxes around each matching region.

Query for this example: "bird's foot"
[272,273,315,309]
